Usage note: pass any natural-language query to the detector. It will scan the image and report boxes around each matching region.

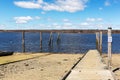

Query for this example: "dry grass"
[0,53,48,65]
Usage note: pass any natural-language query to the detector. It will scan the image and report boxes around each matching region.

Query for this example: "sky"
[0,0,120,30]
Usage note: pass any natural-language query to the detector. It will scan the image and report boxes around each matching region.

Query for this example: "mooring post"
[57,32,60,42]
[99,31,102,55]
[22,31,25,52]
[49,32,53,45]
[96,32,100,51]
[108,27,112,70]
[40,32,42,50]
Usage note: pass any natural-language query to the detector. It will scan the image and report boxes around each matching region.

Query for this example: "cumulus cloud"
[14,16,33,24]
[14,16,41,24]
[14,1,41,9]
[14,0,89,12]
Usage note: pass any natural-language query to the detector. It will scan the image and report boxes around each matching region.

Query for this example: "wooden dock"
[65,50,115,80]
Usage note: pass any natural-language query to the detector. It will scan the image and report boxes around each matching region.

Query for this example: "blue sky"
[0,0,120,30]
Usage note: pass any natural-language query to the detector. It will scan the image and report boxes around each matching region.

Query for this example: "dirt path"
[0,53,83,80]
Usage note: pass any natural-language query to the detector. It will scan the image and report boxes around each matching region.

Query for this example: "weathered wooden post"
[108,27,112,69]
[57,32,60,42]
[96,32,100,51]
[49,32,53,46]
[40,32,42,50]
[22,31,25,52]
[99,31,102,55]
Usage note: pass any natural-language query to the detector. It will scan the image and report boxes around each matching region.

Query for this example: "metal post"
[108,27,112,69]
[22,31,25,52]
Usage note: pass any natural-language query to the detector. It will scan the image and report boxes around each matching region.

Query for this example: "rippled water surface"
[0,32,119,53]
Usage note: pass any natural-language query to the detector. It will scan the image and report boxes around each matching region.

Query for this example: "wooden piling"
[99,31,102,55]
[22,31,25,52]
[57,32,60,42]
[40,32,42,50]
[108,27,112,69]
[49,32,53,45]
[96,32,99,51]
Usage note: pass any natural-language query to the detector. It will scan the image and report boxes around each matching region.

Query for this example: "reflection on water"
[0,32,119,53]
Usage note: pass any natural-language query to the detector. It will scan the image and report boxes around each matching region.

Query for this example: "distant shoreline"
[0,29,120,33]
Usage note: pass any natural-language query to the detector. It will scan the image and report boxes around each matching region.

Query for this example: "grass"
[0,53,47,65]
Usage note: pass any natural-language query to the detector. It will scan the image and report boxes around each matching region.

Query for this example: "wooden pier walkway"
[66,50,114,80]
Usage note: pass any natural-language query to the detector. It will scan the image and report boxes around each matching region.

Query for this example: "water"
[0,32,119,53]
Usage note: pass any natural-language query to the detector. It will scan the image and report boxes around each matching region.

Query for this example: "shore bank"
[0,53,120,80]
[0,53,83,80]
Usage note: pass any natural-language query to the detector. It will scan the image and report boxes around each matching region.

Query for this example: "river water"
[0,32,119,53]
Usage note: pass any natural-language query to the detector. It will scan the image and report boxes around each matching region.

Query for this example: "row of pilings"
[96,27,112,70]
[22,32,61,52]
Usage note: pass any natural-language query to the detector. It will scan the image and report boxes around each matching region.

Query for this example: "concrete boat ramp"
[65,50,115,80]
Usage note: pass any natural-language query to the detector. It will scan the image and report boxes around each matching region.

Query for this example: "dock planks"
[66,50,114,80]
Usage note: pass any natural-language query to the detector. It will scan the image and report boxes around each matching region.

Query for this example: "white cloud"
[86,18,95,22]
[14,0,89,13]
[34,16,41,20]
[38,0,43,4]
[14,16,33,24]
[52,23,59,26]
[97,18,103,21]
[43,0,88,12]
[14,1,41,9]
[64,22,72,26]
[86,18,103,22]
[105,0,111,6]
[0,24,6,29]
[80,22,89,26]
[63,19,70,22]
[41,11,46,14]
